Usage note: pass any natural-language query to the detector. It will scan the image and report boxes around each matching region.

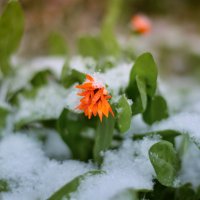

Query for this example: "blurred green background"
[0,0,200,78]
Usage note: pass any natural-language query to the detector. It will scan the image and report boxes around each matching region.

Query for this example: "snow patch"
[69,56,96,74]
[0,134,94,200]
[72,137,158,200]
[100,62,133,95]
[179,143,200,188]
[8,57,65,94]
[14,83,67,126]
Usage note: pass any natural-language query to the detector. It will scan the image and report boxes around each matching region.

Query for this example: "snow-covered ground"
[0,57,200,200]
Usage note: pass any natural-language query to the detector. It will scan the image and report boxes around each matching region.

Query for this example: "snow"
[69,56,96,73]
[91,73,104,88]
[71,137,158,200]
[150,112,200,146]
[129,115,149,134]
[65,60,133,111]
[0,133,159,200]
[128,77,200,146]
[14,83,67,126]
[69,57,133,96]
[179,142,200,188]
[0,134,94,200]
[100,62,133,95]
[19,57,65,79]
[7,57,65,95]
[158,77,200,113]
[64,84,82,112]
[130,87,200,146]
[42,129,71,160]
[1,56,200,199]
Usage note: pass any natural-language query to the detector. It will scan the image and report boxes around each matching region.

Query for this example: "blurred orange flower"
[76,74,114,122]
[131,14,151,34]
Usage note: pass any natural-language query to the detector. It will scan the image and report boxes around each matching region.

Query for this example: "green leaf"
[127,53,157,96]
[0,179,9,192]
[57,109,96,161]
[100,30,119,57]
[77,36,104,59]
[196,186,200,200]
[95,56,115,72]
[100,0,122,57]
[177,134,190,158]
[110,188,138,200]
[175,183,197,200]
[30,69,52,87]
[143,95,169,125]
[93,115,115,165]
[116,94,132,133]
[101,0,123,32]
[126,53,158,115]
[0,105,10,131]
[48,170,103,200]
[77,33,119,59]
[61,62,85,88]
[6,63,60,101]
[0,0,24,75]
[140,181,199,200]
[133,129,181,144]
[48,32,68,55]
[77,0,122,59]
[136,76,147,111]
[149,141,179,187]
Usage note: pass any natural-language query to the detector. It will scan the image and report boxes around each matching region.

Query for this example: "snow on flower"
[76,74,114,122]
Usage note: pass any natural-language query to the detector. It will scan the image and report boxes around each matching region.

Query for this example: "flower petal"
[92,88,103,105]
[76,82,93,89]
[92,104,98,116]
[97,101,103,122]
[86,74,94,82]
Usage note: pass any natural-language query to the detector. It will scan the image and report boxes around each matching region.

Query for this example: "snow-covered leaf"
[0,134,94,199]
[48,170,103,200]
[14,83,66,129]
[149,141,179,187]
[6,57,65,97]
[133,129,181,144]
[73,137,158,200]
[148,110,200,150]
[61,62,85,88]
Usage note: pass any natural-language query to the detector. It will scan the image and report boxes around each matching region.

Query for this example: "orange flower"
[131,14,151,34]
[75,74,114,122]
